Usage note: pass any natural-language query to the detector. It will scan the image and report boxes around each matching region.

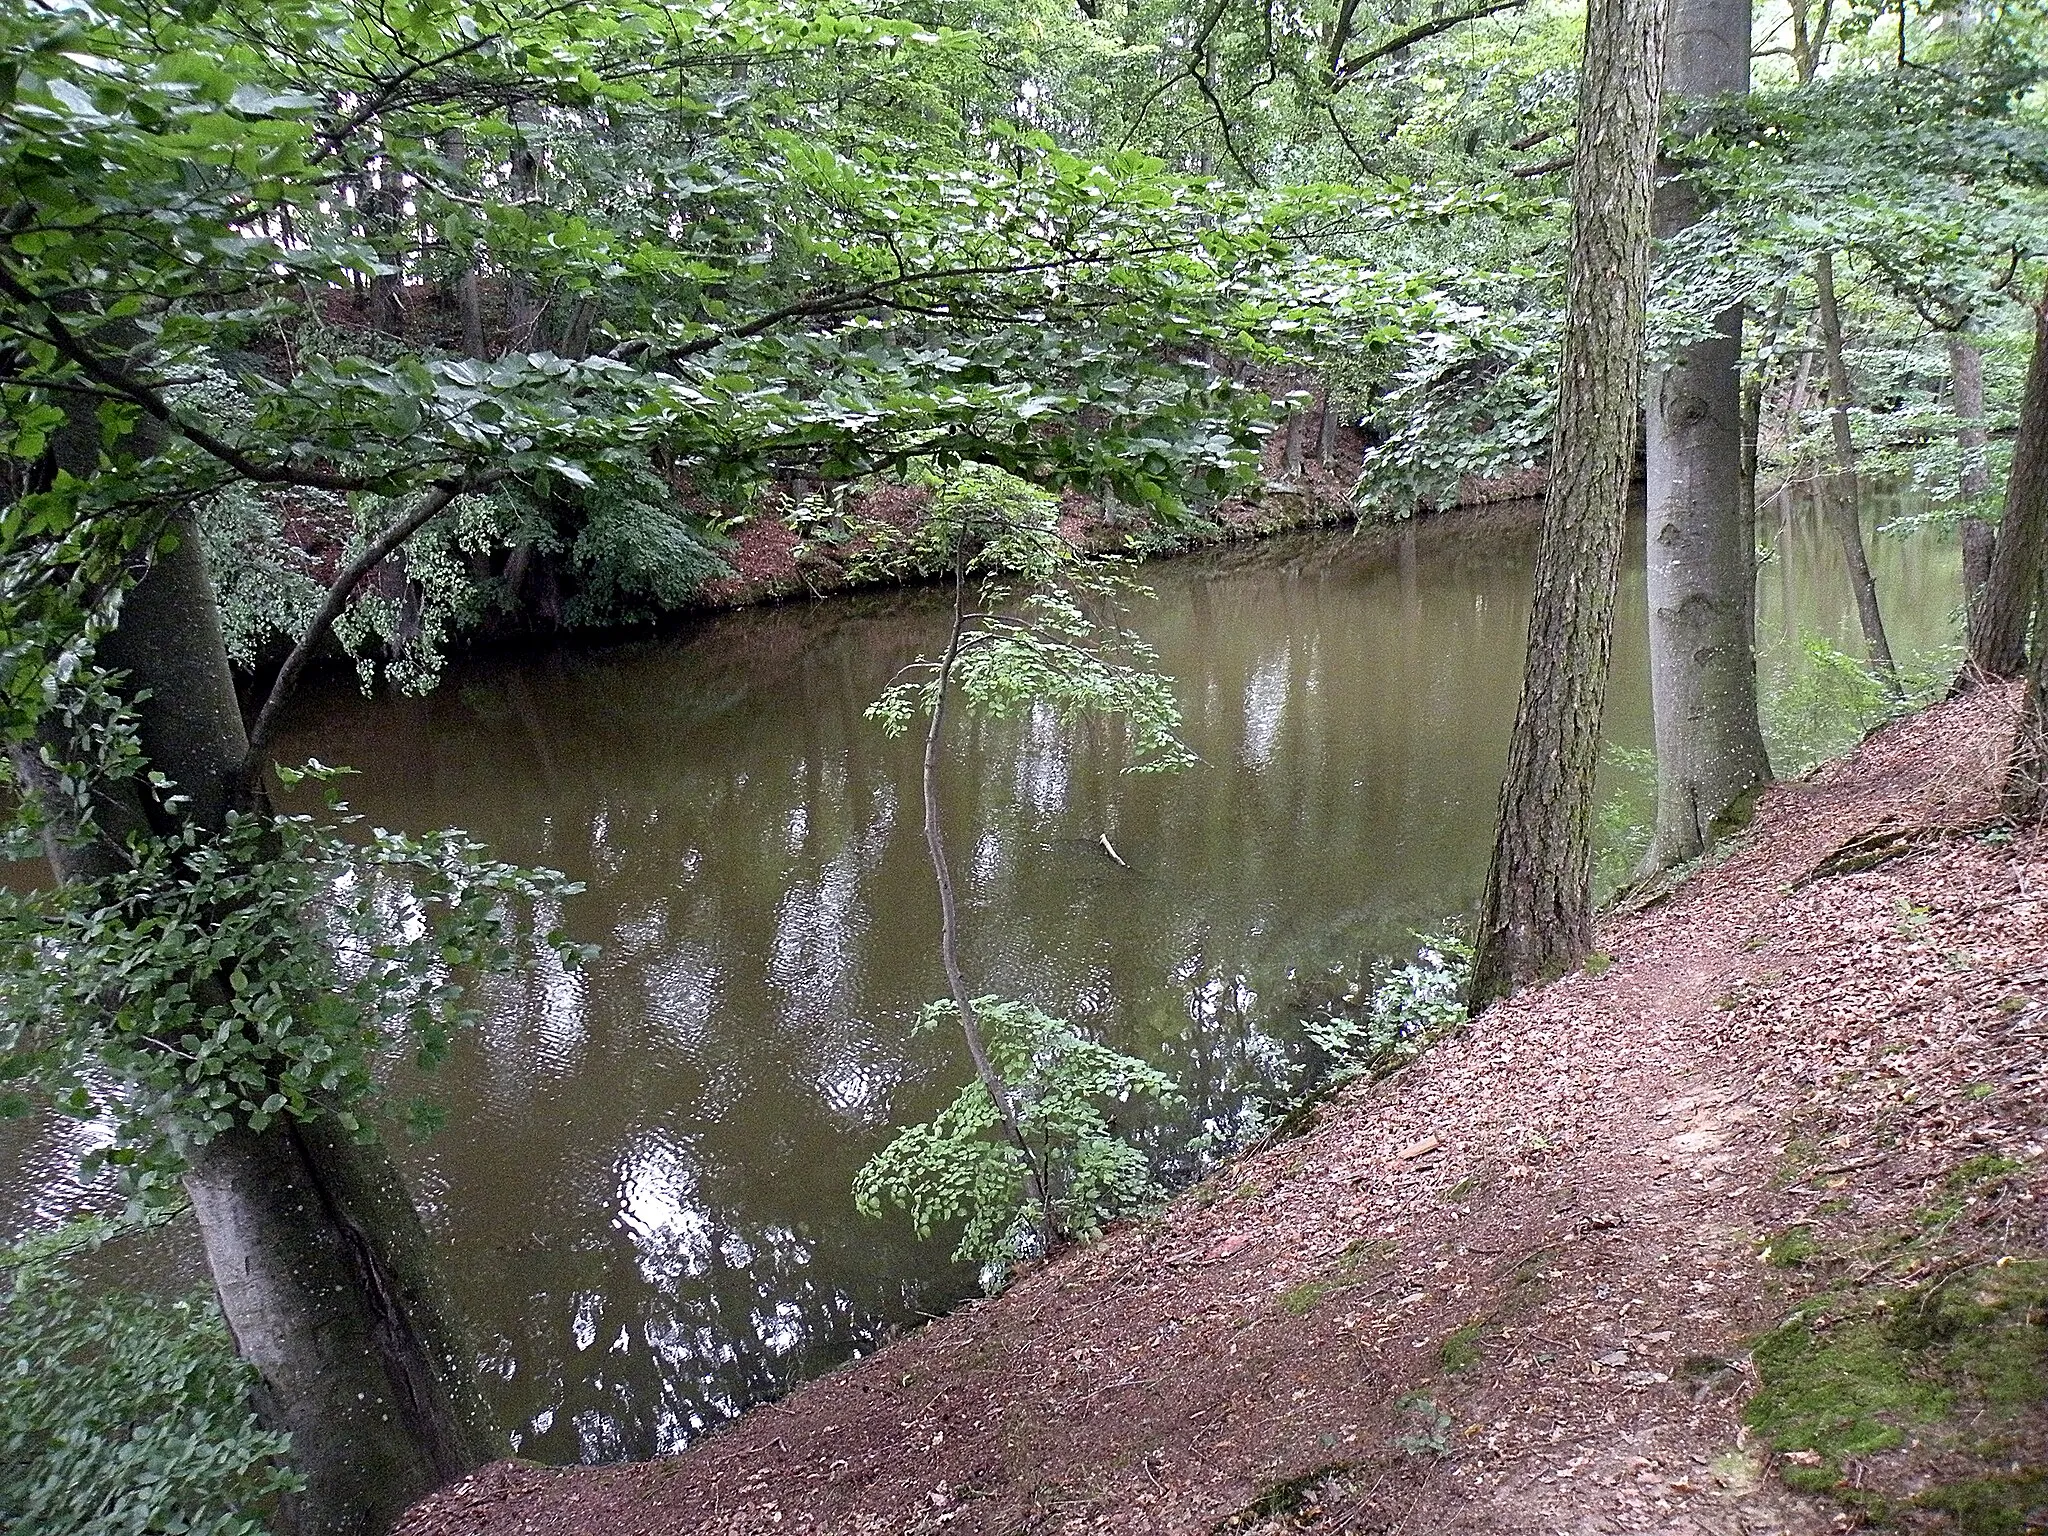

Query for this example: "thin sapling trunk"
[921,532,1050,1233]
[1814,249,1903,696]
[1952,325,1995,652]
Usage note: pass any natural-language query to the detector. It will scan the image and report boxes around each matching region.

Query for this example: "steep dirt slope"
[401,686,2047,1536]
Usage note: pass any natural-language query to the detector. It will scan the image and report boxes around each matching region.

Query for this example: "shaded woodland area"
[4,0,2048,1532]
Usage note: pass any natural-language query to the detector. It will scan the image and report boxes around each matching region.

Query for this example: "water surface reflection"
[0,495,1961,1461]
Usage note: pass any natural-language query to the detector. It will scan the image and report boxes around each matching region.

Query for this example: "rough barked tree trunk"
[1813,248,1902,694]
[557,296,596,360]
[27,394,494,1534]
[1741,292,1792,643]
[1738,308,1767,601]
[1283,408,1307,480]
[456,270,487,362]
[1970,286,2048,682]
[441,130,488,362]
[503,106,543,350]
[1953,325,1997,649]
[1640,0,1770,872]
[2006,580,2048,819]
[364,156,406,340]
[1468,0,1669,1009]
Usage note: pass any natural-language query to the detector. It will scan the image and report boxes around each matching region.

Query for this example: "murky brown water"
[1,492,1961,1463]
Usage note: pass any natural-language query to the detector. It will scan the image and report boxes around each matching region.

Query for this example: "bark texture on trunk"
[1738,323,1763,615]
[1971,290,2048,681]
[364,159,406,339]
[183,1120,494,1536]
[504,110,542,349]
[136,538,490,1533]
[1640,0,1769,872]
[1827,485,1901,694]
[1950,326,1997,653]
[1952,324,1990,500]
[440,132,488,362]
[33,426,495,1529]
[2008,585,2048,820]
[558,296,596,360]
[1813,249,1901,692]
[1469,0,1668,1009]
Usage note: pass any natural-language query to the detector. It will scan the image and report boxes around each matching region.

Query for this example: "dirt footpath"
[401,686,2048,1536]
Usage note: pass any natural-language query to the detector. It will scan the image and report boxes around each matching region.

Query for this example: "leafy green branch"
[853,996,1178,1282]
[0,780,590,1198]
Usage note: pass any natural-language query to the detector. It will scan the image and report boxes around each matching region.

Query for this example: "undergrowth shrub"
[1763,631,1954,776]
[1298,933,1471,1084]
[781,463,1064,583]
[561,458,730,626]
[853,996,1178,1287]
[335,489,510,692]
[1,1213,299,1536]
[923,463,1063,545]
[1592,743,1659,900]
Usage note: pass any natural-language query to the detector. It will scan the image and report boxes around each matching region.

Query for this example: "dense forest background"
[14,0,2044,682]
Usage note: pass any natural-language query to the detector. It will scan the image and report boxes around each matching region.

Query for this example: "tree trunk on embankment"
[1950,324,1996,648]
[1813,249,1902,695]
[1969,286,2048,684]
[1468,0,1668,1009]
[1640,0,1771,872]
[30,459,495,1532]
[2006,602,2048,818]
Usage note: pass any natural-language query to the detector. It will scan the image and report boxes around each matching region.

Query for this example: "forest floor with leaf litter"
[401,684,2048,1536]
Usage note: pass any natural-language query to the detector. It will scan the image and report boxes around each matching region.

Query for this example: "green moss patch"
[1213,1462,1354,1529]
[1748,1313,1949,1483]
[1279,1278,1338,1316]
[1276,1238,1396,1318]
[1921,1157,2026,1231]
[1745,1260,2048,1505]
[1438,1322,1484,1372]
[1758,1226,1819,1269]
[1913,1471,2048,1536]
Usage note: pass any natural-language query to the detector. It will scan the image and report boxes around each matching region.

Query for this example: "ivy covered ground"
[398,685,2047,1536]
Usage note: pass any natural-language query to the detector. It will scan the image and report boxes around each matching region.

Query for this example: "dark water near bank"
[2,491,1961,1463]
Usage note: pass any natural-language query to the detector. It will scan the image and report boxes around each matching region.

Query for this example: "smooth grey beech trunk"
[27,395,494,1533]
[120,533,492,1536]
[1469,0,1669,1008]
[1640,0,1770,872]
